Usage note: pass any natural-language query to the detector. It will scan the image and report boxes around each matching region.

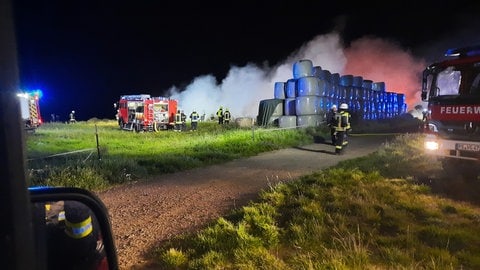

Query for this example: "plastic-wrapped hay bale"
[274,82,286,99]
[329,73,341,99]
[279,115,297,128]
[284,97,296,116]
[296,76,320,96]
[297,114,324,127]
[293,59,313,79]
[235,117,254,128]
[312,66,322,77]
[372,81,386,92]
[362,80,373,90]
[257,99,284,126]
[285,78,297,98]
[295,95,321,115]
[340,74,354,86]
[352,76,363,87]
[316,69,332,82]
[318,79,331,97]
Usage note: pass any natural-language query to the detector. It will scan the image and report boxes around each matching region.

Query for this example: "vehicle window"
[436,66,461,95]
[470,72,480,94]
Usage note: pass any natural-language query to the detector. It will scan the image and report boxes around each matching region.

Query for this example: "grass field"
[26,119,480,269]
[26,119,316,190]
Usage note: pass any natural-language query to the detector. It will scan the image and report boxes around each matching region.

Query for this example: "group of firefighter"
[326,103,351,155]
[174,106,232,132]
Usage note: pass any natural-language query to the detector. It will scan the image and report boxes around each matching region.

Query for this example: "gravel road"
[97,134,394,269]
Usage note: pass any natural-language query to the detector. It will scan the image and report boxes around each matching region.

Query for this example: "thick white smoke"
[167,31,424,118]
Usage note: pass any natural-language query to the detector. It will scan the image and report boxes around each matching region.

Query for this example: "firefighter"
[223,108,231,124]
[334,103,351,155]
[326,104,338,145]
[216,106,224,124]
[45,200,107,270]
[181,110,187,131]
[190,109,200,131]
[174,110,182,131]
[69,110,76,123]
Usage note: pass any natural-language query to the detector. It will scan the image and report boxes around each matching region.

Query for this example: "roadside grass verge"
[154,133,480,269]
[26,120,315,190]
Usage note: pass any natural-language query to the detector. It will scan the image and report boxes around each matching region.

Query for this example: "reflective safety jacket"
[224,110,231,121]
[334,110,351,132]
[175,113,182,124]
[190,112,199,122]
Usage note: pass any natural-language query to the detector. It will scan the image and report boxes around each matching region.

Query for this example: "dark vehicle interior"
[0,0,118,269]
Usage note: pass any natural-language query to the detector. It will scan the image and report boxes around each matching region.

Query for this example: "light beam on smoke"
[344,37,427,109]
[168,31,426,118]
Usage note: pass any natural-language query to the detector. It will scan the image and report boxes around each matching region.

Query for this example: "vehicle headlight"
[424,140,439,151]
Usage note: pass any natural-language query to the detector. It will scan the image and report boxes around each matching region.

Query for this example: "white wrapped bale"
[372,82,386,92]
[274,82,286,99]
[295,95,321,116]
[312,66,322,77]
[235,117,254,128]
[278,115,297,128]
[297,114,324,127]
[318,79,331,97]
[284,97,296,116]
[293,59,313,79]
[316,69,332,82]
[296,76,320,96]
[286,78,296,98]
[340,74,354,86]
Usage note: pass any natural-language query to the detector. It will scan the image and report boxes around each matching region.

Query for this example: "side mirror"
[421,90,428,101]
[29,186,119,270]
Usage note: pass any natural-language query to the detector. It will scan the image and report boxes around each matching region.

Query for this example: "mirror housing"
[29,186,119,270]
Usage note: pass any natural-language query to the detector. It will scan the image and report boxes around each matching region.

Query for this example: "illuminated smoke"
[168,31,426,118]
[343,37,427,109]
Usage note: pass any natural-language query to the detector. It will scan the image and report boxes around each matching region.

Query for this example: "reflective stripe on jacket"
[335,111,351,132]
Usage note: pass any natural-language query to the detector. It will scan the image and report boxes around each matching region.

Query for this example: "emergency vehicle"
[17,90,42,130]
[421,45,480,179]
[115,94,178,132]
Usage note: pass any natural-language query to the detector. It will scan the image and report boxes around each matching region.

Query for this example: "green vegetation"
[27,120,480,269]
[154,134,480,269]
[26,120,315,190]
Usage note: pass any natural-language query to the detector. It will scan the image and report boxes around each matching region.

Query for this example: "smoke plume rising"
[168,31,427,119]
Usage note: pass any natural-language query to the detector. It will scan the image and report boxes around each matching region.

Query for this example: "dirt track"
[97,134,394,269]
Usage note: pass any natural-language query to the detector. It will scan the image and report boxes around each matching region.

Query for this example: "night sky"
[12,1,480,121]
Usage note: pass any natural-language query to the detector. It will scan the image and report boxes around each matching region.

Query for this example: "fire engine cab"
[116,94,178,132]
[421,45,480,179]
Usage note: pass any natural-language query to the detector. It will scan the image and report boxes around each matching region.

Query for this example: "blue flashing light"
[445,45,480,57]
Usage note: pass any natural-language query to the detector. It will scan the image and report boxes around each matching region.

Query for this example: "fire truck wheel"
[153,122,158,132]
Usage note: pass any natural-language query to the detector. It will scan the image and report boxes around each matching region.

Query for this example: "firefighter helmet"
[331,104,337,110]
[339,103,348,110]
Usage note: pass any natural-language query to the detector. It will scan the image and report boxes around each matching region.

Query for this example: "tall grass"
[26,120,314,190]
[154,134,480,269]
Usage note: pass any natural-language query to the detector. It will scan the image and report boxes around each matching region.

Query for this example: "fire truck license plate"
[456,143,480,152]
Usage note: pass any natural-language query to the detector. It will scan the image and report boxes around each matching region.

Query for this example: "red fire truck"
[115,94,178,132]
[422,45,480,179]
[17,90,42,130]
